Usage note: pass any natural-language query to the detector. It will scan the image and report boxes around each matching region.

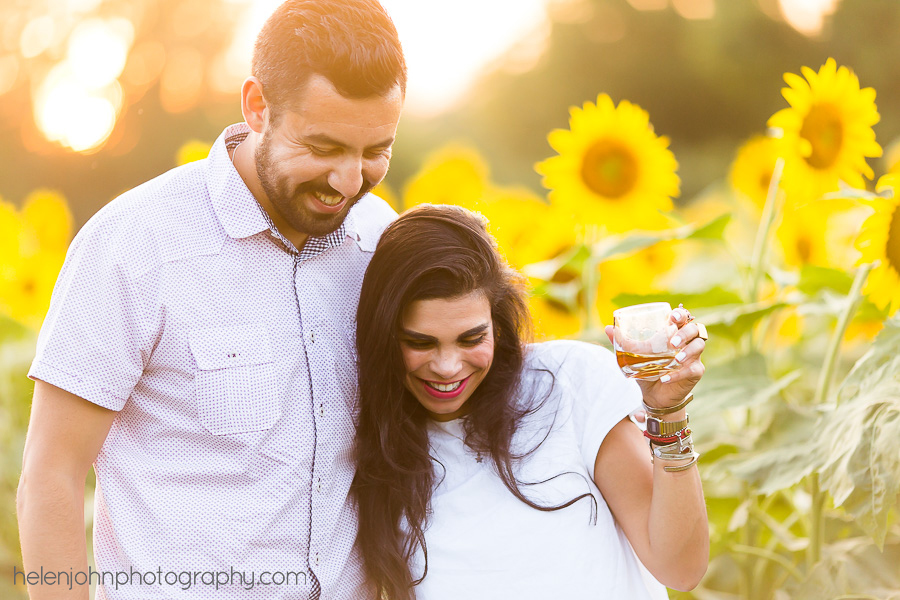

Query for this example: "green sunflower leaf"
[591,213,732,261]
[611,286,744,310]
[797,265,854,295]
[817,314,900,549]
[522,243,591,282]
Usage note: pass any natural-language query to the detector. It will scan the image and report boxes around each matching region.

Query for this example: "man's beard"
[255,131,374,238]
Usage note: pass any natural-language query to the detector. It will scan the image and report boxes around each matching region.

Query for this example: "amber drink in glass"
[613,302,678,381]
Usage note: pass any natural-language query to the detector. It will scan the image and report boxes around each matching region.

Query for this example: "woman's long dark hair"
[353,204,594,600]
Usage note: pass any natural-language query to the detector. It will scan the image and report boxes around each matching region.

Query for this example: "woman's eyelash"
[401,334,486,349]
[402,339,431,349]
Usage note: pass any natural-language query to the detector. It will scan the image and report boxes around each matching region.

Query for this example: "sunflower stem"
[812,262,874,407]
[748,158,785,305]
[807,261,874,570]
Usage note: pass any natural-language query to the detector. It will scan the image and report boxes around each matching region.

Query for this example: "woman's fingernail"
[671,335,682,347]
[660,375,671,383]
[675,351,687,362]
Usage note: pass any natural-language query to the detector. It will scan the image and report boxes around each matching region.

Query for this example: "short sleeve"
[535,341,643,475]
[28,215,159,411]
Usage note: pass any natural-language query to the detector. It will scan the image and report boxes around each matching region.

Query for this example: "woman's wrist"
[652,408,686,422]
[642,392,693,417]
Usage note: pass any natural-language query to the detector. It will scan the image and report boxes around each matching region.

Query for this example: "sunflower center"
[581,140,639,199]
[800,103,844,170]
[797,234,812,263]
[21,278,36,296]
[886,205,900,274]
[758,172,772,197]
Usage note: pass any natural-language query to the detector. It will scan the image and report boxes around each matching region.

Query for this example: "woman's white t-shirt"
[409,340,669,599]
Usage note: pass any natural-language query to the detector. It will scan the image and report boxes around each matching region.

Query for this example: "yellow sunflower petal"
[0,198,22,259]
[729,135,780,211]
[855,174,900,315]
[21,189,73,255]
[403,145,490,213]
[176,140,212,165]
[0,249,65,330]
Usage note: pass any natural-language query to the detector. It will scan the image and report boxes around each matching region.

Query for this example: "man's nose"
[327,157,364,199]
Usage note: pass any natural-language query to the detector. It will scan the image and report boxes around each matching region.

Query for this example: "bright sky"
[380,0,550,116]
[233,0,550,117]
[24,0,841,152]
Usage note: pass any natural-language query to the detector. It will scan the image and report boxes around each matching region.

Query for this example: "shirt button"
[314,552,321,566]
[316,477,324,492]
[310,331,316,343]
[318,403,325,417]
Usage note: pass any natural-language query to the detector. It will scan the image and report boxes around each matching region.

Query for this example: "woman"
[353,204,709,599]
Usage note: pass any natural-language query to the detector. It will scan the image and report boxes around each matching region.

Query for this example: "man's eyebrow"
[304,133,395,149]
[400,323,489,341]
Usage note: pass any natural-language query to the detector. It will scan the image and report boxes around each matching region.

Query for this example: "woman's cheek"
[468,340,495,369]
[401,348,430,374]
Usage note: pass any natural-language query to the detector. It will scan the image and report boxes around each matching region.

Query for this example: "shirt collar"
[206,123,270,240]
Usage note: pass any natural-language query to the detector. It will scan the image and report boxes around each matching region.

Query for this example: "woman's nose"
[430,349,462,379]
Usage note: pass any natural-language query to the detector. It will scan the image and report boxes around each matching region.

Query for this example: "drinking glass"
[613,302,679,381]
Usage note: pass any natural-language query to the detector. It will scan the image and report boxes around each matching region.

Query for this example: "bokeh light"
[779,0,840,35]
[34,64,121,153]
[66,18,133,89]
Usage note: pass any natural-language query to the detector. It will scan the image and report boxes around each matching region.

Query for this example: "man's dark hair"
[252,0,406,111]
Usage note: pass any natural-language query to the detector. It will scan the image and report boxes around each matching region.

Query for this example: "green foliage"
[818,316,900,548]
[0,319,34,600]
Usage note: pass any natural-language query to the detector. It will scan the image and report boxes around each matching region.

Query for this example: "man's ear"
[241,77,268,133]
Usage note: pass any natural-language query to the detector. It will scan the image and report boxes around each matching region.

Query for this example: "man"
[16,1,405,598]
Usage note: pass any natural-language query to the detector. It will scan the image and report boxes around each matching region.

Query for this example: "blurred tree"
[0,0,898,229]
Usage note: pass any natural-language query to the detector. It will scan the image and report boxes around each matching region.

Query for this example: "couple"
[16,1,708,599]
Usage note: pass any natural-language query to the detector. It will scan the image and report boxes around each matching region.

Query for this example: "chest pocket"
[188,326,281,435]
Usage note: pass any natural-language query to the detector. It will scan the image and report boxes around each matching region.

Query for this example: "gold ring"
[696,322,709,341]
[677,303,695,323]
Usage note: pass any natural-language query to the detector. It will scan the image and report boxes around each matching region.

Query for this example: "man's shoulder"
[73,160,223,278]
[346,192,397,252]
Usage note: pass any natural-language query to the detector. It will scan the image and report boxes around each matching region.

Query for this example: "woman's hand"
[605,305,707,410]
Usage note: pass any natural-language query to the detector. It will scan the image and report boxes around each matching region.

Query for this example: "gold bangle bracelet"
[663,452,700,472]
[643,393,694,417]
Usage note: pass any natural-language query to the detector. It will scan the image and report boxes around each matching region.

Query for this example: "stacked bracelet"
[642,394,699,472]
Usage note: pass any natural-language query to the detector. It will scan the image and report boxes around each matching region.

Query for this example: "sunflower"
[768,59,881,204]
[729,135,781,211]
[855,173,900,315]
[402,145,490,213]
[777,199,871,270]
[371,181,401,212]
[595,241,678,326]
[176,140,212,165]
[536,94,679,232]
[0,250,65,330]
[21,189,73,255]
[886,138,900,174]
[0,191,73,329]
[479,188,575,271]
[529,295,582,341]
[0,197,20,261]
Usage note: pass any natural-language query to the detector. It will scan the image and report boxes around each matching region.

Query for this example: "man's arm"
[17,380,118,600]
